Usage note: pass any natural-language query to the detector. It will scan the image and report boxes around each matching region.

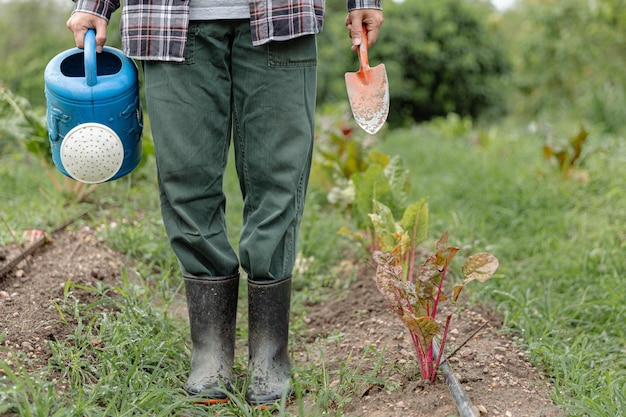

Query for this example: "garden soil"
[0,228,562,416]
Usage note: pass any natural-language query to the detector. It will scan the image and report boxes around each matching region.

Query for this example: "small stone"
[0,291,10,299]
[460,349,474,358]
[477,405,488,414]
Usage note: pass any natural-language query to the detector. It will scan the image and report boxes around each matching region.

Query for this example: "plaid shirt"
[73,0,382,62]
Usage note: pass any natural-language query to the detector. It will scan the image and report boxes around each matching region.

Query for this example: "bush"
[375,0,510,126]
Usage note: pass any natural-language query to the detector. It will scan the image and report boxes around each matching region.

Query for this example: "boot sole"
[193,398,230,405]
[191,397,295,409]
[253,397,294,411]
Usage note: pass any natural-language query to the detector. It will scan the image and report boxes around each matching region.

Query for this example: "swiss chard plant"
[312,110,392,212]
[312,109,410,255]
[370,199,499,382]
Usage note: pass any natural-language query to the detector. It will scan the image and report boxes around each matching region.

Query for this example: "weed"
[542,124,590,180]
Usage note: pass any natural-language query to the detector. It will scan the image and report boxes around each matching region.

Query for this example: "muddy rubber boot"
[184,273,239,400]
[246,276,293,406]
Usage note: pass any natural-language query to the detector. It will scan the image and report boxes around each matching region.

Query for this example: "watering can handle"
[84,29,97,87]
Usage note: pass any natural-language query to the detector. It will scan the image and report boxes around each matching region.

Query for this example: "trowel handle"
[357,24,370,71]
[84,29,97,87]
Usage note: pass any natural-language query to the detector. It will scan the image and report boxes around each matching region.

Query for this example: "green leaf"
[417,252,442,284]
[400,199,429,246]
[434,231,459,272]
[369,201,398,253]
[401,313,440,348]
[352,164,393,229]
[415,253,439,311]
[373,251,405,316]
[368,149,391,168]
[383,155,411,216]
[462,252,499,283]
[344,139,361,177]
[436,230,450,253]
[452,284,464,302]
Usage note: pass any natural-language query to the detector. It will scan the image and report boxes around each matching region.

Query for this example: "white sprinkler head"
[60,122,124,184]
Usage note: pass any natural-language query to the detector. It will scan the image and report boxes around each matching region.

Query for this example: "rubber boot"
[183,273,239,400]
[246,276,293,406]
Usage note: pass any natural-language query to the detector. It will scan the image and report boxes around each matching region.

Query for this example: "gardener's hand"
[66,12,109,53]
[346,9,384,50]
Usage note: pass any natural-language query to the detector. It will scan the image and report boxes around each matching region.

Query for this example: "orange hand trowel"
[345,26,389,135]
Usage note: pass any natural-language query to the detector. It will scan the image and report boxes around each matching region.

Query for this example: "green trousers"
[144,21,317,280]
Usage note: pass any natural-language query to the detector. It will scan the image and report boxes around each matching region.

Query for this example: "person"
[67,0,383,407]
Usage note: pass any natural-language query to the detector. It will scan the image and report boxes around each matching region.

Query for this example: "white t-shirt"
[189,0,251,20]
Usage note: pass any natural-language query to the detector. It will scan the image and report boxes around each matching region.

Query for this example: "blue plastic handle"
[84,29,97,87]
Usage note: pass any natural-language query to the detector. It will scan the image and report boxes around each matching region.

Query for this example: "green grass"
[1,115,625,415]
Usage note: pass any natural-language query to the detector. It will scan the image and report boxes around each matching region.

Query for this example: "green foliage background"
[501,0,626,132]
[4,0,626,133]
[368,0,510,125]
[0,1,73,109]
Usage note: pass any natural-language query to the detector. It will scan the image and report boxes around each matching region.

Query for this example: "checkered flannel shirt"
[72,0,382,61]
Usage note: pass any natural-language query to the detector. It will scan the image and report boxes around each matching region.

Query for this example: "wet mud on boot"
[246,276,294,406]
[183,273,239,402]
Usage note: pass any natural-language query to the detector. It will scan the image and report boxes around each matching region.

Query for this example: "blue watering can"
[44,29,142,184]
